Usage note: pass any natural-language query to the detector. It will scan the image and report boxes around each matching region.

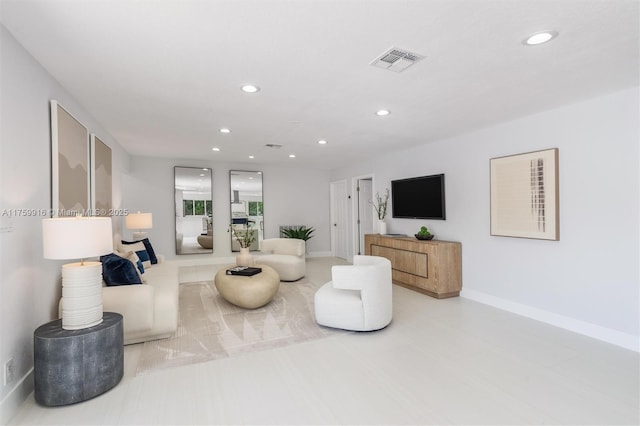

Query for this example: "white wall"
[1,18,636,422]
[122,156,331,261]
[330,87,639,350]
[0,26,130,422]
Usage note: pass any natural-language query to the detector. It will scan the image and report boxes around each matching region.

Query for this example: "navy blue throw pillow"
[100,253,142,286]
[120,240,150,265]
[139,238,158,265]
[135,257,145,274]
[121,238,158,265]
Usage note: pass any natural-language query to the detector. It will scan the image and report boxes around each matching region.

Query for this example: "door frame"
[351,174,375,256]
[330,179,349,260]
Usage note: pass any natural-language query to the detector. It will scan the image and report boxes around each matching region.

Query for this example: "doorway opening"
[354,176,374,256]
[330,180,348,260]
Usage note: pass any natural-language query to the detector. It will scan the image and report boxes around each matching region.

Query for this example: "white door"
[356,178,373,255]
[330,180,348,260]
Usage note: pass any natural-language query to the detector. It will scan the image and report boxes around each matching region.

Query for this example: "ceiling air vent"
[264,144,283,149]
[371,47,425,73]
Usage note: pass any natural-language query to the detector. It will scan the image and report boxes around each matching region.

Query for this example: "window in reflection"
[175,166,213,254]
[230,170,263,251]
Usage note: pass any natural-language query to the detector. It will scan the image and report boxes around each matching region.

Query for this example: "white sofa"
[59,256,179,345]
[102,257,179,344]
[314,255,392,331]
[258,238,306,281]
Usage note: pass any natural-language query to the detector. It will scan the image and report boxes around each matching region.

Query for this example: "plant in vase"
[415,225,434,240]
[229,223,257,266]
[281,225,315,254]
[204,216,213,235]
[281,226,315,242]
[371,188,389,234]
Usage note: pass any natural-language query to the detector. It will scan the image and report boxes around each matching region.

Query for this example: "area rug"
[136,278,346,375]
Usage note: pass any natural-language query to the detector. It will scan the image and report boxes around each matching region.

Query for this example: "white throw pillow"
[114,250,146,283]
[118,241,152,268]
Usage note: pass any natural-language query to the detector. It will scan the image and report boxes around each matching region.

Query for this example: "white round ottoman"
[214,264,280,309]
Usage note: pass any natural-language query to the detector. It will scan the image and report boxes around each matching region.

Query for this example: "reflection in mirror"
[175,167,213,255]
[230,170,263,252]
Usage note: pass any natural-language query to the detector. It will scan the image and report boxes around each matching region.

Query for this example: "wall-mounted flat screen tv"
[391,174,446,220]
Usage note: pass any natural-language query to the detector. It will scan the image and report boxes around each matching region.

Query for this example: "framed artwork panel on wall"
[90,134,112,216]
[490,148,559,240]
[50,100,89,217]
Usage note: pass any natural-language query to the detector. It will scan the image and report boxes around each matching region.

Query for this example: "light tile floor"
[9,258,639,425]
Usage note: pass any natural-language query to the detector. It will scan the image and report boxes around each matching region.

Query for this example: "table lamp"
[42,216,113,330]
[125,211,153,240]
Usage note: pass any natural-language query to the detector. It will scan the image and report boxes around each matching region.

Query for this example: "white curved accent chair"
[314,255,392,331]
[258,238,306,281]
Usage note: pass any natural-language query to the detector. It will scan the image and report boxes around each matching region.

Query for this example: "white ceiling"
[175,166,212,192]
[1,0,638,170]
[230,170,263,195]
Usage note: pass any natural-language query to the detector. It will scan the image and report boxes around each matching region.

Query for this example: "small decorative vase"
[236,247,254,267]
[378,220,387,235]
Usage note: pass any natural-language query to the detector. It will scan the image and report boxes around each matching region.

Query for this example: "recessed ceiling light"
[289,154,296,158]
[212,147,220,152]
[523,31,558,45]
[248,155,254,159]
[219,128,231,133]
[199,173,205,177]
[241,84,260,93]
[318,140,327,145]
[376,109,390,116]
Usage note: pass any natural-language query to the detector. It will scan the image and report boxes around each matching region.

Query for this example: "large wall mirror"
[230,170,263,251]
[175,166,213,255]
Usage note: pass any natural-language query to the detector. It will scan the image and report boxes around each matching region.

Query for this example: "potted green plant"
[281,225,315,242]
[230,223,256,248]
[371,188,389,234]
[230,223,257,266]
[415,225,434,240]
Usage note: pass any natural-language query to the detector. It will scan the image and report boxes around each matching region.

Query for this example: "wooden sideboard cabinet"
[364,234,462,298]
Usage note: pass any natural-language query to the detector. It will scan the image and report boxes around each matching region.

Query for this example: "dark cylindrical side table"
[34,312,124,406]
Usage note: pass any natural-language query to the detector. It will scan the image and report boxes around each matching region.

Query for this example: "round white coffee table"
[214,264,280,309]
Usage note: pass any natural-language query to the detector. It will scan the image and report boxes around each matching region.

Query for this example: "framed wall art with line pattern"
[490,148,559,240]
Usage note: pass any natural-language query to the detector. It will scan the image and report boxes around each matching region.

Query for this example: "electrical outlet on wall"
[0,216,13,233]
[4,358,15,387]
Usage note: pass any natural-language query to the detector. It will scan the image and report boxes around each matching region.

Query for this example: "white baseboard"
[173,256,235,267]
[461,289,639,352]
[171,252,337,266]
[306,251,334,258]
[0,368,33,424]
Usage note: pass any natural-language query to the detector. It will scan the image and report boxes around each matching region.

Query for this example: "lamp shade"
[125,212,153,230]
[42,217,113,260]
